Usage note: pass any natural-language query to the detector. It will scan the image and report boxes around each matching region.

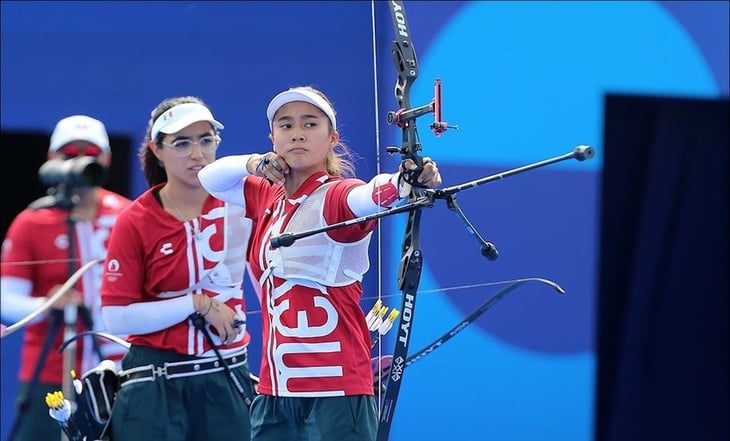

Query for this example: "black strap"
[7,311,64,441]
[188,313,254,406]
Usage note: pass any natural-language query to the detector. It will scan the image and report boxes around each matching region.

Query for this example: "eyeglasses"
[161,135,220,157]
[59,144,103,158]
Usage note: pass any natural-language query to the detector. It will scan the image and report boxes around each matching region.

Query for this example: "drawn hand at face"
[402,156,442,188]
[249,153,289,186]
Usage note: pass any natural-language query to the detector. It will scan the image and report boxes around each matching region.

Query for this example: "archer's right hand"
[250,153,288,186]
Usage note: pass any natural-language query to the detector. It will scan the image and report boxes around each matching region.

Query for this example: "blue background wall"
[1,1,727,440]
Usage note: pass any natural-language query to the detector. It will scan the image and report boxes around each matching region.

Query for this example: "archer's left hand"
[402,157,442,188]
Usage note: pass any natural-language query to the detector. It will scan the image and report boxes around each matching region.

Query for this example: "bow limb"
[1,258,102,338]
[57,329,130,353]
[373,277,565,385]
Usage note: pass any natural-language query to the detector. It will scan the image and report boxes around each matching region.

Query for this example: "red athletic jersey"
[244,171,376,397]
[101,185,251,356]
[1,189,132,383]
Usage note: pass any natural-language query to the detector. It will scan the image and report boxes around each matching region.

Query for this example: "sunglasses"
[59,144,103,158]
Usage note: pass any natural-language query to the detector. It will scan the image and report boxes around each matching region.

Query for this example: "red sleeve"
[1,209,37,280]
[242,176,280,220]
[100,206,145,307]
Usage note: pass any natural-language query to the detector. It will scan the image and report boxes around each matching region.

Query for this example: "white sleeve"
[346,172,412,217]
[0,276,45,324]
[198,155,254,207]
[101,295,196,335]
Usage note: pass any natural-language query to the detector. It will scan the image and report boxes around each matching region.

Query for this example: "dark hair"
[139,96,213,187]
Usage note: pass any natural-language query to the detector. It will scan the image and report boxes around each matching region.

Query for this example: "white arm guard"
[101,295,196,335]
[347,172,411,217]
[198,155,255,206]
[0,277,45,324]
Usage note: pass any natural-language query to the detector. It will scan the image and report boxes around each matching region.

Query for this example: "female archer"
[199,85,442,441]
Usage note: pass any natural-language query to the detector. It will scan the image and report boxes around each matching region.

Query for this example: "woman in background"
[100,96,256,441]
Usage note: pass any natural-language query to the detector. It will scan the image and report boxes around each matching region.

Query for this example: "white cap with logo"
[49,115,110,153]
[151,103,224,140]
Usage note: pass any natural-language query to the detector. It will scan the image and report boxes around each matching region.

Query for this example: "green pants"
[10,381,64,441]
[111,345,254,441]
[250,395,377,441]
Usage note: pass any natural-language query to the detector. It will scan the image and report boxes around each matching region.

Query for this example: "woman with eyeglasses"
[1,115,133,441]
[100,96,256,441]
[198,85,442,441]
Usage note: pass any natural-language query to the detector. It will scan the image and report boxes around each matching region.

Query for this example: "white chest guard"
[265,183,371,287]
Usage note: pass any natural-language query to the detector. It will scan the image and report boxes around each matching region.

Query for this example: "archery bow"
[1,258,102,338]
[375,2,431,439]
[375,3,593,440]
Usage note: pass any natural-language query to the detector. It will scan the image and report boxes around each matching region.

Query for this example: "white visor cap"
[151,102,224,139]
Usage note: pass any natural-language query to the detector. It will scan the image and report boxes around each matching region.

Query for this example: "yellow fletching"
[45,391,65,409]
[387,309,400,322]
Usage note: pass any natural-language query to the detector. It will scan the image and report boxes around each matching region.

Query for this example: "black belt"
[118,349,247,387]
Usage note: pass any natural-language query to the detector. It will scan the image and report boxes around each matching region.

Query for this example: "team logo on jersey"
[159,243,173,255]
[104,258,123,282]
[107,259,120,273]
[54,234,69,250]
